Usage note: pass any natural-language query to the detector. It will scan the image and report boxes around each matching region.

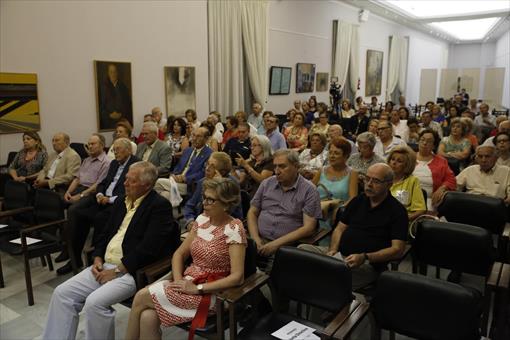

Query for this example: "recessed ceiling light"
[429,17,500,40]
[385,0,510,18]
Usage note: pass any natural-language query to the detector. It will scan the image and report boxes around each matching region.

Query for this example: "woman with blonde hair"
[387,146,426,221]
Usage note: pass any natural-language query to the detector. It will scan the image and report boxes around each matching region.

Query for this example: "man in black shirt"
[223,123,251,162]
[299,163,408,290]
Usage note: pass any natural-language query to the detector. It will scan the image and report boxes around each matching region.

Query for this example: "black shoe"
[56,261,73,275]
[54,250,69,263]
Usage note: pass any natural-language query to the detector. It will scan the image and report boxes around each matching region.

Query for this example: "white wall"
[494,30,510,108]
[0,0,209,163]
[447,43,496,69]
[266,0,449,114]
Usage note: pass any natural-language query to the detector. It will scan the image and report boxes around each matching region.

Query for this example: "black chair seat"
[238,312,321,340]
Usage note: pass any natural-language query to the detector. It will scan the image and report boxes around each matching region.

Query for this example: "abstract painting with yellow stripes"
[0,72,40,134]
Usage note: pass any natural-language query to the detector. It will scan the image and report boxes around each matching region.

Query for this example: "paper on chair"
[271,321,320,339]
[0,224,8,229]
[9,237,42,245]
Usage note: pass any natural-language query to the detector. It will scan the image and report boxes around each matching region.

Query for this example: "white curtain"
[387,36,409,100]
[333,21,353,90]
[349,26,360,94]
[208,0,244,115]
[241,0,268,105]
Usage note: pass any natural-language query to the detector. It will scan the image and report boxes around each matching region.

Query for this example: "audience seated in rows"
[42,161,178,340]
[387,146,426,221]
[299,163,408,290]
[247,149,322,272]
[125,178,246,340]
[34,132,81,191]
[8,131,48,183]
[135,122,172,175]
[155,126,212,197]
[106,121,137,160]
[56,138,138,275]
[233,134,274,197]
[456,144,510,204]
[413,129,456,210]
[183,152,243,229]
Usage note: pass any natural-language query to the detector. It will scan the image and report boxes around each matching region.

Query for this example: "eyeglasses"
[202,196,217,205]
[377,126,391,131]
[363,175,389,185]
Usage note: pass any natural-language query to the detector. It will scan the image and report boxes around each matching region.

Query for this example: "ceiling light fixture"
[429,17,500,40]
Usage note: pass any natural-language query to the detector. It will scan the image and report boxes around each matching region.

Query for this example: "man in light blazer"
[154,126,212,198]
[34,132,81,191]
[135,122,172,175]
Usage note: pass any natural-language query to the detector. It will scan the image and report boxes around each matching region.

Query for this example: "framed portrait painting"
[316,72,329,92]
[296,63,316,93]
[94,60,133,131]
[269,66,291,95]
[365,50,383,96]
[0,72,41,134]
[164,66,196,117]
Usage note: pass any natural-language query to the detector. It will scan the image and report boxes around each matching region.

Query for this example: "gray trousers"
[42,263,136,340]
[297,244,378,291]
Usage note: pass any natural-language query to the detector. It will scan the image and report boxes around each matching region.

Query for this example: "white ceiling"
[343,0,510,44]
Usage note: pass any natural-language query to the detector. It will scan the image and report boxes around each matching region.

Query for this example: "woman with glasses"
[494,131,510,167]
[387,146,426,221]
[234,135,274,197]
[183,152,243,229]
[413,129,456,210]
[126,177,246,340]
[310,111,330,136]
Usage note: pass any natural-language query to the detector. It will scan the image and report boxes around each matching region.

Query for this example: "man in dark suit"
[135,122,172,175]
[155,126,212,198]
[56,138,139,274]
[43,161,179,340]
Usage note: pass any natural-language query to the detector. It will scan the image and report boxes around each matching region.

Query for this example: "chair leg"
[389,330,396,340]
[435,266,441,279]
[0,253,4,288]
[23,252,34,306]
[40,255,47,267]
[369,312,381,340]
[46,254,53,271]
[228,301,237,340]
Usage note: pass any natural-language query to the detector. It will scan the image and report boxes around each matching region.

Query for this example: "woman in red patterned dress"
[125,178,247,340]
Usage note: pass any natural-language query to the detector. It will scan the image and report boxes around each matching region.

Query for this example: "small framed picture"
[269,66,292,95]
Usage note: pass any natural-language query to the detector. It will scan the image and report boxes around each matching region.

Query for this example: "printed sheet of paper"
[271,321,320,339]
[0,224,8,229]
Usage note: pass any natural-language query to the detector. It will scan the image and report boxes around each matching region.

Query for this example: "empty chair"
[371,271,483,340]
[237,246,368,339]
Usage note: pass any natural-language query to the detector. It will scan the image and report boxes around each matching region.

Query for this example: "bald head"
[364,163,394,201]
[369,163,394,182]
[52,132,70,153]
[499,120,510,133]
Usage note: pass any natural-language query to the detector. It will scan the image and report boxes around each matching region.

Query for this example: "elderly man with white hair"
[482,119,510,146]
[135,122,172,175]
[456,144,510,204]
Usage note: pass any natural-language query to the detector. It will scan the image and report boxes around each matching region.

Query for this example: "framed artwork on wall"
[94,60,133,132]
[0,72,41,134]
[296,63,316,93]
[316,72,329,92]
[164,66,196,117]
[269,66,292,95]
[365,50,383,96]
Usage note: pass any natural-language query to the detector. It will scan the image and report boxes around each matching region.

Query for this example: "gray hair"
[273,149,300,167]
[475,144,497,156]
[114,137,133,153]
[251,135,273,160]
[356,132,377,148]
[203,177,241,211]
[91,133,106,147]
[129,161,158,187]
[143,122,159,134]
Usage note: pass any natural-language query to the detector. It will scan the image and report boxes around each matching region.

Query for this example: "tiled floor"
[0,248,451,340]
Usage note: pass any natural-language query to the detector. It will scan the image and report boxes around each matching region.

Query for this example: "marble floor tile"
[0,303,20,325]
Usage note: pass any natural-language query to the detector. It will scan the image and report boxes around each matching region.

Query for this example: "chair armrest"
[300,228,332,245]
[390,244,412,271]
[0,206,34,218]
[216,272,270,304]
[503,223,510,238]
[319,300,369,339]
[139,256,173,285]
[19,219,67,234]
[498,263,510,290]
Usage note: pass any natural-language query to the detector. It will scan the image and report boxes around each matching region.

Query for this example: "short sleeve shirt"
[251,175,322,240]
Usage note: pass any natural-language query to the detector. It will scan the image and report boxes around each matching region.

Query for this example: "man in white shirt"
[456,145,510,204]
[248,102,264,133]
[420,111,443,139]
[374,120,407,159]
[390,109,409,142]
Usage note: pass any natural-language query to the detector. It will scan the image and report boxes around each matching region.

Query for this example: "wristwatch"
[197,284,204,295]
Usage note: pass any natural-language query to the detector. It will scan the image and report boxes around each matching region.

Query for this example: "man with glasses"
[374,120,406,158]
[264,114,287,151]
[299,163,408,290]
